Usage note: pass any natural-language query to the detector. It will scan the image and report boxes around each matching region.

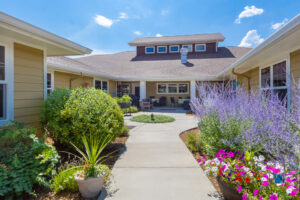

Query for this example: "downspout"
[231,68,251,91]
[69,72,83,89]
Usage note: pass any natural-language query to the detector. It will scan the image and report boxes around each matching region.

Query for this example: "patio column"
[140,81,146,100]
[190,80,196,100]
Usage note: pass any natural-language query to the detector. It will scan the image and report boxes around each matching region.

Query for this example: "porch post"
[140,81,146,100]
[190,80,196,100]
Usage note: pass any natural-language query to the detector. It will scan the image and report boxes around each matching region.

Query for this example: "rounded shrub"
[41,88,124,149]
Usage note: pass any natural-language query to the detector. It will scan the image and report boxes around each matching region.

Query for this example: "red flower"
[257,176,261,180]
[236,177,243,183]
[237,172,241,176]
[245,177,250,184]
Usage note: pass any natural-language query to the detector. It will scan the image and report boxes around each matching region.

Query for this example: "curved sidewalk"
[99,112,220,200]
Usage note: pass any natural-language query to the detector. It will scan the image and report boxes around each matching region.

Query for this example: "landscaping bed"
[179,128,222,196]
[27,134,129,200]
[130,114,175,123]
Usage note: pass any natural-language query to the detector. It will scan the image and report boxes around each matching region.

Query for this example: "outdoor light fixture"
[180,47,188,64]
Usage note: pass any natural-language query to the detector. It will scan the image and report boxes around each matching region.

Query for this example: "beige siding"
[54,71,93,89]
[109,80,117,96]
[146,81,190,105]
[14,43,44,129]
[237,67,259,92]
[291,50,300,84]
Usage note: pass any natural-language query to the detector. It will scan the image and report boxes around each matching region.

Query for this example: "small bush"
[41,88,125,149]
[130,114,175,123]
[52,166,82,193]
[122,106,138,114]
[121,126,130,136]
[0,122,59,199]
[115,95,132,103]
[186,134,203,152]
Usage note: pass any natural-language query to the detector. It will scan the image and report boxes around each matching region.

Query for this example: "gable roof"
[0,12,92,56]
[129,33,225,46]
[48,46,250,81]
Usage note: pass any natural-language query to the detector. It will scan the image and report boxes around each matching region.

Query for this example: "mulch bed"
[179,128,222,196]
[27,135,129,200]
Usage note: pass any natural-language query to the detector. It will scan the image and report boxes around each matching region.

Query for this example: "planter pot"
[75,175,104,199]
[217,179,242,200]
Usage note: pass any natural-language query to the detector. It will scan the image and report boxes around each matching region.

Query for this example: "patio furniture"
[140,99,152,111]
[178,98,190,105]
[129,94,139,108]
[159,96,167,106]
[183,100,191,110]
[170,97,176,107]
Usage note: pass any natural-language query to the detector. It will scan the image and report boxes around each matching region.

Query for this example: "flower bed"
[200,149,299,199]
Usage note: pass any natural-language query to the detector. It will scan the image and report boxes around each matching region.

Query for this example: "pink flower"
[269,194,278,200]
[271,168,280,174]
[290,190,298,196]
[259,196,263,200]
[289,171,296,175]
[262,181,269,187]
[253,189,259,196]
[198,159,201,163]
[203,155,206,159]
[286,178,293,183]
[237,186,242,193]
[242,194,247,200]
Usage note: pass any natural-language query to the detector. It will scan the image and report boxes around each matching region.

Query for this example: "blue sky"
[1,0,300,54]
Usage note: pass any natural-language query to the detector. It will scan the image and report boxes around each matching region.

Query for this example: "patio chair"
[183,100,191,110]
[139,99,152,111]
[170,97,176,107]
[159,96,167,106]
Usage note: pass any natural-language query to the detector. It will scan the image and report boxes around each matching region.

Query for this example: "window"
[195,44,206,52]
[182,45,193,52]
[95,80,108,93]
[157,46,167,53]
[0,46,6,119]
[179,84,188,93]
[157,84,167,94]
[169,45,179,53]
[168,84,177,93]
[260,61,288,102]
[157,83,189,94]
[145,46,155,54]
[47,73,53,94]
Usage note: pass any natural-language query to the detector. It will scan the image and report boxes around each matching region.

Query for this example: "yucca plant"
[71,133,114,179]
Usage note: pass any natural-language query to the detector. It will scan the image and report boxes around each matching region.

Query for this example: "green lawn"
[130,114,175,123]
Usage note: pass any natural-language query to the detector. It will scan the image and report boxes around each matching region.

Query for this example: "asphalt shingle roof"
[47,46,251,81]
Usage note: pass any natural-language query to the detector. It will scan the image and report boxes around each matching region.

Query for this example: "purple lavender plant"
[190,81,300,169]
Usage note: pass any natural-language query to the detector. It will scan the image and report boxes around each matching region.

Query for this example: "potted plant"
[72,134,113,199]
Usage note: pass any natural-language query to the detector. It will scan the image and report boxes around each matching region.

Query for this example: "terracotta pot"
[75,175,104,199]
[217,179,242,200]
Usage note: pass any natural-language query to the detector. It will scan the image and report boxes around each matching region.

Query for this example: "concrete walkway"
[99,111,219,200]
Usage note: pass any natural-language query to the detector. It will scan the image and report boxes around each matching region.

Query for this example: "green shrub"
[0,122,59,199]
[52,166,82,193]
[130,114,175,123]
[187,134,203,152]
[122,106,138,114]
[41,88,124,149]
[115,95,132,103]
[198,114,245,157]
[121,126,130,136]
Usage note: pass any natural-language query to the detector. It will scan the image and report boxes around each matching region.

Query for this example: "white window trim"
[156,83,189,94]
[94,78,109,93]
[0,39,14,126]
[157,46,167,54]
[47,71,54,93]
[182,44,193,52]
[169,45,180,53]
[145,46,155,54]
[195,44,206,52]
[259,58,290,108]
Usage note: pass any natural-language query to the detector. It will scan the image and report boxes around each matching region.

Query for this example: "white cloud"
[133,31,142,36]
[235,5,264,24]
[94,15,114,28]
[239,30,264,48]
[155,33,163,37]
[161,9,169,16]
[119,12,128,19]
[271,18,288,30]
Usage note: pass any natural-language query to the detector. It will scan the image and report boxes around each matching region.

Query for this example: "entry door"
[135,86,140,99]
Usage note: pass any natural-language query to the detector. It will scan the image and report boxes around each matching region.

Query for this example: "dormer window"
[182,44,193,52]
[169,45,179,53]
[195,44,206,52]
[157,46,167,53]
[145,46,155,54]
